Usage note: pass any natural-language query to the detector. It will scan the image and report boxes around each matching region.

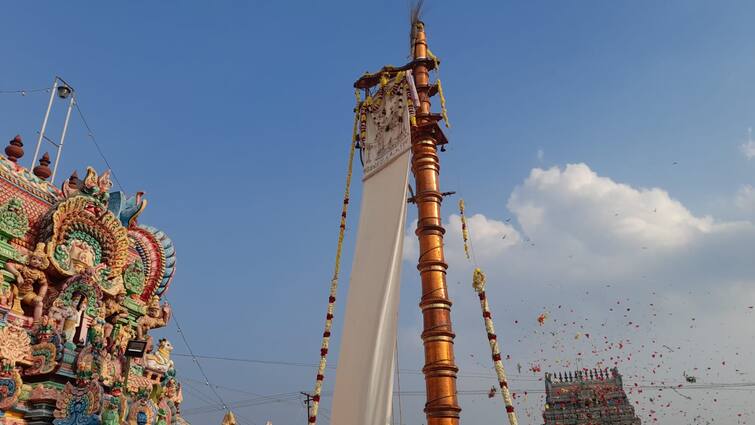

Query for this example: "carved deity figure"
[101,398,120,425]
[136,296,171,340]
[103,289,128,345]
[112,326,134,357]
[155,409,168,425]
[145,338,174,373]
[6,243,50,321]
[61,293,86,345]
[163,377,183,407]
[104,290,128,322]
[69,239,96,273]
[0,283,12,308]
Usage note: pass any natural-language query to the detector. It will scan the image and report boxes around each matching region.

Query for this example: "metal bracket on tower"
[31,76,75,185]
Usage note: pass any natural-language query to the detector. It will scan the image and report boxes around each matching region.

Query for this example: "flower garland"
[436,79,450,128]
[357,72,418,150]
[460,199,519,425]
[459,199,471,260]
[308,90,360,425]
[426,48,450,128]
[473,268,519,425]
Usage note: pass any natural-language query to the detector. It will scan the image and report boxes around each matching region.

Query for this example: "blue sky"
[3,2,755,424]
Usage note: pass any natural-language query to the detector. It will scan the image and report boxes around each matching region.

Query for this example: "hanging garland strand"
[459,199,519,425]
[308,90,361,425]
[473,268,519,425]
[426,48,450,128]
[459,199,471,260]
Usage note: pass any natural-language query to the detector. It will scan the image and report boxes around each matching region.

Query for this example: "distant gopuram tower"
[542,368,642,425]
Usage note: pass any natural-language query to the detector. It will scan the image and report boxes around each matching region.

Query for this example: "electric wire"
[182,378,334,422]
[178,381,755,415]
[167,298,232,419]
[171,352,545,381]
[1,83,126,192]
[394,337,404,425]
[0,87,49,95]
[73,101,125,192]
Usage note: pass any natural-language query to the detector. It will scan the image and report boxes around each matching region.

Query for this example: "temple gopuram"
[542,368,641,425]
[0,134,186,425]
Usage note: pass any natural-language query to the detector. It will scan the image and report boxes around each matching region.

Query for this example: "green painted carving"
[53,244,71,270]
[0,199,25,290]
[123,297,145,319]
[123,259,145,297]
[52,231,104,274]
[101,405,120,425]
[58,281,100,318]
[95,267,114,292]
[0,198,29,240]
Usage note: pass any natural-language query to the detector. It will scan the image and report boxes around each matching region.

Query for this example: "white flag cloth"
[331,151,409,425]
[331,76,412,425]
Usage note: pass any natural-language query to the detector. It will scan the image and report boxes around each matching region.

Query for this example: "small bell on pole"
[57,84,73,99]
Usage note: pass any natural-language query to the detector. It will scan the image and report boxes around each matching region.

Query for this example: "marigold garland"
[308,93,360,425]
[436,79,450,128]
[426,48,450,128]
[358,74,418,148]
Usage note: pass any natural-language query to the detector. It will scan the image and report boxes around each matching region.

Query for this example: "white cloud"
[406,163,755,286]
[735,184,755,214]
[741,140,755,159]
[399,163,755,425]
[508,164,721,249]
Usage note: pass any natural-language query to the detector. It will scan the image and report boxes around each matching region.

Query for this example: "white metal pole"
[51,95,75,184]
[32,78,58,169]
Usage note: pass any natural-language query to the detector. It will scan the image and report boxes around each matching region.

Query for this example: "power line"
[182,378,333,422]
[178,381,755,416]
[167,299,234,422]
[73,100,126,192]
[0,87,49,95]
[171,352,544,381]
[2,83,127,193]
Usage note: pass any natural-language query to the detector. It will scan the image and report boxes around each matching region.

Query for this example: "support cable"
[73,101,126,192]
[167,297,233,420]
[395,337,404,425]
[0,87,49,95]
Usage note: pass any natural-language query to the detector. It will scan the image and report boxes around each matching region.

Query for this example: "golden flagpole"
[410,20,462,425]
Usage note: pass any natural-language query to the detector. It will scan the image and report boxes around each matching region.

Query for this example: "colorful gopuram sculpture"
[0,135,185,425]
[543,368,642,425]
